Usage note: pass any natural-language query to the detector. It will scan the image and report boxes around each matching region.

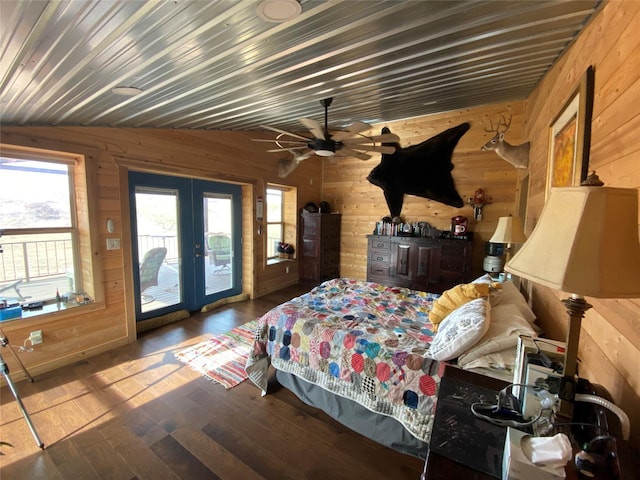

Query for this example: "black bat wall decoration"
[367,122,470,218]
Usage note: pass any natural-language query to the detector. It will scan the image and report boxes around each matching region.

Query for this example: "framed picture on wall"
[546,65,595,198]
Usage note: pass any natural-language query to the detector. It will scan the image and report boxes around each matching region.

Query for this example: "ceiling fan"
[253,97,400,176]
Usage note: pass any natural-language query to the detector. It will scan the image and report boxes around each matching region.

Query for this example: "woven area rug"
[175,320,257,389]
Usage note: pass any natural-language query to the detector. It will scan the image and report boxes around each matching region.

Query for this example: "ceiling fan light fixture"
[315,149,335,157]
[256,0,301,23]
[112,86,143,96]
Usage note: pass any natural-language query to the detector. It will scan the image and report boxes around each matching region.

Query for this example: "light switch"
[106,238,121,250]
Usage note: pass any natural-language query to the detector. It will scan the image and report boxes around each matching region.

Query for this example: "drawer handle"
[376,243,385,248]
[376,256,384,261]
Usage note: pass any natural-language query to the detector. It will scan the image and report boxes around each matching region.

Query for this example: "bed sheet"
[245,278,445,442]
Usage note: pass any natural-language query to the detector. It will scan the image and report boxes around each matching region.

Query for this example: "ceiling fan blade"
[266,146,309,152]
[331,121,372,141]
[294,149,314,160]
[338,148,371,161]
[259,125,310,141]
[251,138,307,145]
[341,133,401,145]
[357,145,396,154]
[299,118,325,140]
[279,158,299,178]
[369,133,401,143]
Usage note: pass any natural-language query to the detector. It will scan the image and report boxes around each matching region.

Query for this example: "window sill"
[267,257,295,266]
[0,300,104,324]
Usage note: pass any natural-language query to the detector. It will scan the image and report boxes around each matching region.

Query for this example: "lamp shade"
[505,186,640,298]
[489,216,527,244]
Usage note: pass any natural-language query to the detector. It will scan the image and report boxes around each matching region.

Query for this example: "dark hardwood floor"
[0,284,425,479]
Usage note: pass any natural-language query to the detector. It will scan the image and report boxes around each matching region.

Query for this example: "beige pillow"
[490,280,536,323]
[457,302,536,366]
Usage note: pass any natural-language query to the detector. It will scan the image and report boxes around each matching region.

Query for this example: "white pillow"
[428,298,490,361]
[490,280,536,323]
[457,302,536,366]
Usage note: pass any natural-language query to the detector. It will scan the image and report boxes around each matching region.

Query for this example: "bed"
[245,276,538,458]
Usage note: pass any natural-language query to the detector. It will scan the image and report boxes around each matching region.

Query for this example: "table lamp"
[504,177,640,419]
[489,215,527,268]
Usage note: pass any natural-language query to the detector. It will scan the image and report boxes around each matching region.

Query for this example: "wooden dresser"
[366,234,472,294]
[299,212,341,285]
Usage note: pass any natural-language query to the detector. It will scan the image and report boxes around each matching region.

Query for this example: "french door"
[128,171,242,321]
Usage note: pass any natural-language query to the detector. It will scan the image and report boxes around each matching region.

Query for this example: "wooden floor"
[0,284,425,480]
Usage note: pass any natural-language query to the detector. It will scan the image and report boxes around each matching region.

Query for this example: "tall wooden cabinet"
[366,235,472,294]
[299,212,341,284]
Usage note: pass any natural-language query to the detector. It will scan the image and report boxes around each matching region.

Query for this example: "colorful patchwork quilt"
[245,278,445,442]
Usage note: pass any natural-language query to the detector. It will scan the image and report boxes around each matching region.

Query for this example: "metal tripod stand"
[0,330,45,449]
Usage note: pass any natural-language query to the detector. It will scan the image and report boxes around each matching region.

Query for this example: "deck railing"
[0,239,73,282]
[137,235,179,263]
[2,233,227,284]
[1,235,184,284]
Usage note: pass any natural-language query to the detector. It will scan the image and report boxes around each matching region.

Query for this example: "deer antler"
[484,114,512,134]
[498,114,512,133]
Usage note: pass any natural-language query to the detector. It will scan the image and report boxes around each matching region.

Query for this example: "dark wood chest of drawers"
[366,235,472,294]
[299,213,341,285]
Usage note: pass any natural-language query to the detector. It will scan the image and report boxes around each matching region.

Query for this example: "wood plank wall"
[0,126,322,380]
[523,0,640,443]
[322,100,527,281]
[323,0,640,444]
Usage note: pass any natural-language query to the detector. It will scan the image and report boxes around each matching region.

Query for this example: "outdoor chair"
[139,247,167,302]
[207,234,231,271]
[0,278,27,301]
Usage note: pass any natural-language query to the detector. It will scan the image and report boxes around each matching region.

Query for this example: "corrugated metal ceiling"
[0,0,602,133]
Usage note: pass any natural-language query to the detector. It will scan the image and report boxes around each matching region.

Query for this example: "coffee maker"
[450,216,468,236]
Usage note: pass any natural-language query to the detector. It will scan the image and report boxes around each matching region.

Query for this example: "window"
[265,184,297,264]
[266,187,283,259]
[0,145,100,312]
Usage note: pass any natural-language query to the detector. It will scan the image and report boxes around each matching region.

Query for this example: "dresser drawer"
[369,264,390,277]
[369,237,391,250]
[369,251,390,264]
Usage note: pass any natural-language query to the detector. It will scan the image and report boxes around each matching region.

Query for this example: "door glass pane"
[135,188,181,313]
[204,194,232,295]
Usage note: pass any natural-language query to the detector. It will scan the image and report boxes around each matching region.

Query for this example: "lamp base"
[556,294,593,420]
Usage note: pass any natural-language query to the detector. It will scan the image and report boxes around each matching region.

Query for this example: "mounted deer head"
[481,114,529,169]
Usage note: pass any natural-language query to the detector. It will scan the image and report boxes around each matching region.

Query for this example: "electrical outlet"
[30,330,43,345]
